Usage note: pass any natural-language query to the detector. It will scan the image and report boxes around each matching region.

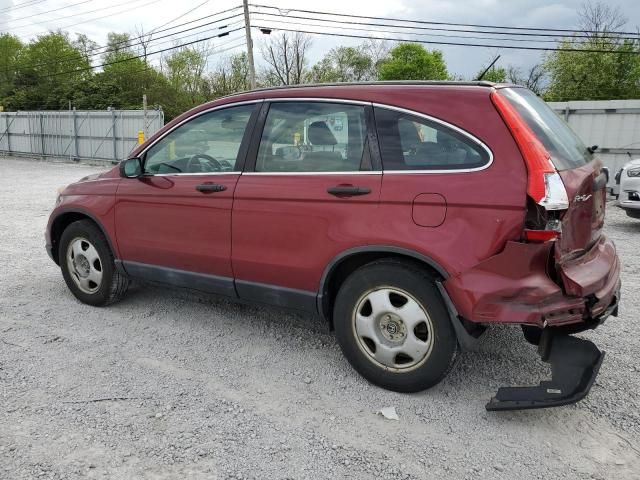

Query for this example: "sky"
[1,0,640,78]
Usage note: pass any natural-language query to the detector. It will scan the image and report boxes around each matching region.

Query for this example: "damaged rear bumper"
[443,235,621,329]
[486,331,604,411]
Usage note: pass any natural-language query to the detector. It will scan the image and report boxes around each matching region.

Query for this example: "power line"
[31,27,245,80]
[252,14,579,45]
[254,24,640,55]
[251,4,640,37]
[16,10,244,72]
[0,0,49,14]
[149,0,211,34]
[0,0,93,26]
[252,10,640,42]
[5,0,158,32]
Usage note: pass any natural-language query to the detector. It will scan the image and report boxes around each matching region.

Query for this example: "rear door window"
[499,88,592,170]
[374,107,490,171]
[255,102,369,172]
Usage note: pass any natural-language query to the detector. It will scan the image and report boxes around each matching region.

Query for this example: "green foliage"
[306,46,373,83]
[378,43,449,81]
[11,32,90,109]
[475,66,507,83]
[0,34,24,105]
[544,38,640,100]
[209,52,250,97]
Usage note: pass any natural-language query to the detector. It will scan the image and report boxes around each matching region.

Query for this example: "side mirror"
[120,157,143,178]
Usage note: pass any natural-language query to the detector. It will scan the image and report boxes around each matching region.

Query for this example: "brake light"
[523,229,560,242]
[491,91,569,211]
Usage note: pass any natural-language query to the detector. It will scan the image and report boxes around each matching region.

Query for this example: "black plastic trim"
[435,281,484,351]
[317,245,450,318]
[243,102,270,172]
[235,279,317,313]
[122,261,237,297]
[486,332,605,411]
[233,102,263,173]
[364,104,382,171]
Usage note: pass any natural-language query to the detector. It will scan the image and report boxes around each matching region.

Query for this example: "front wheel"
[333,259,458,393]
[59,220,129,306]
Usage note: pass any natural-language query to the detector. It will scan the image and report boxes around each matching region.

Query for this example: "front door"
[115,102,259,295]
[232,100,382,311]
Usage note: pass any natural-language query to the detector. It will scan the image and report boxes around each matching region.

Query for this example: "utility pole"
[142,94,148,141]
[243,0,256,89]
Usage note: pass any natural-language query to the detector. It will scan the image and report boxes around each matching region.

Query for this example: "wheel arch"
[317,246,450,325]
[50,209,117,265]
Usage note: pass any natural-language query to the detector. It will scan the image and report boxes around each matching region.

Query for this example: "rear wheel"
[333,259,458,393]
[59,220,129,306]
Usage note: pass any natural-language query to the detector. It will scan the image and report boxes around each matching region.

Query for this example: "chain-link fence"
[0,109,164,163]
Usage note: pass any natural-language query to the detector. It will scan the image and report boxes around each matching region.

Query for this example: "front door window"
[144,104,255,174]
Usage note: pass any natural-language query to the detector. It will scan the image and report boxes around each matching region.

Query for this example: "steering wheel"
[186,153,222,173]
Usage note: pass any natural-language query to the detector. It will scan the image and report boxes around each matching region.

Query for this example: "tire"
[333,259,458,393]
[522,325,543,345]
[59,219,129,306]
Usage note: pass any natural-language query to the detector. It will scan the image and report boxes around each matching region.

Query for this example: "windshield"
[500,88,592,170]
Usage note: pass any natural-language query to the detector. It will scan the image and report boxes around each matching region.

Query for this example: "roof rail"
[220,80,499,100]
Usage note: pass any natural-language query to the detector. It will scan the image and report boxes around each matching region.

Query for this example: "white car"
[617,158,640,219]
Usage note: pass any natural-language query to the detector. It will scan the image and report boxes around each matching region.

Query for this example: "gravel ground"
[1,156,639,480]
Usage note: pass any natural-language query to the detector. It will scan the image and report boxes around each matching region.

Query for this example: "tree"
[0,34,24,106]
[307,46,373,83]
[378,43,448,81]
[507,65,546,95]
[209,52,250,97]
[103,32,133,61]
[12,32,90,109]
[73,34,98,65]
[475,65,507,83]
[161,44,210,118]
[260,32,311,85]
[543,1,640,101]
[361,39,392,78]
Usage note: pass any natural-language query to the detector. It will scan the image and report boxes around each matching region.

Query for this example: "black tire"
[333,259,458,393]
[59,219,129,306]
[522,325,543,345]
[625,209,640,219]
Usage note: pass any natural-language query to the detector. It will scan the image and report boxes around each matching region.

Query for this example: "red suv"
[46,82,620,410]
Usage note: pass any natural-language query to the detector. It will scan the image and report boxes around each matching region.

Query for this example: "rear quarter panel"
[371,87,528,277]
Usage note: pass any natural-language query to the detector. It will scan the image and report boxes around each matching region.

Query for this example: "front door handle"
[327,185,371,197]
[196,183,227,193]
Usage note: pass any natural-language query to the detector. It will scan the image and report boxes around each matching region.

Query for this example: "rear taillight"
[491,91,569,211]
[523,229,560,243]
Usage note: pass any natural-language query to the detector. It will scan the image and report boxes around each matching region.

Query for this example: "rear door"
[232,100,381,310]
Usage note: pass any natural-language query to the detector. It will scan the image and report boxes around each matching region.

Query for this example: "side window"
[144,104,255,174]
[256,102,369,173]
[374,107,490,171]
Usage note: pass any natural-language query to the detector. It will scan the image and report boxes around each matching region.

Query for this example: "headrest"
[308,121,338,145]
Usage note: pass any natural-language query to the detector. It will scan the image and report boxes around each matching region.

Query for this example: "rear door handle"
[196,183,227,193]
[327,185,371,197]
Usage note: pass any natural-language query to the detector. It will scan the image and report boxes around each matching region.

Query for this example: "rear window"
[500,88,592,170]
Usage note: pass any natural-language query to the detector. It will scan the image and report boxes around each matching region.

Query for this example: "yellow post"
[137,130,145,145]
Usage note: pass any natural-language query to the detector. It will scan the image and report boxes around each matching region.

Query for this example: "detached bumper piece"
[486,332,604,411]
